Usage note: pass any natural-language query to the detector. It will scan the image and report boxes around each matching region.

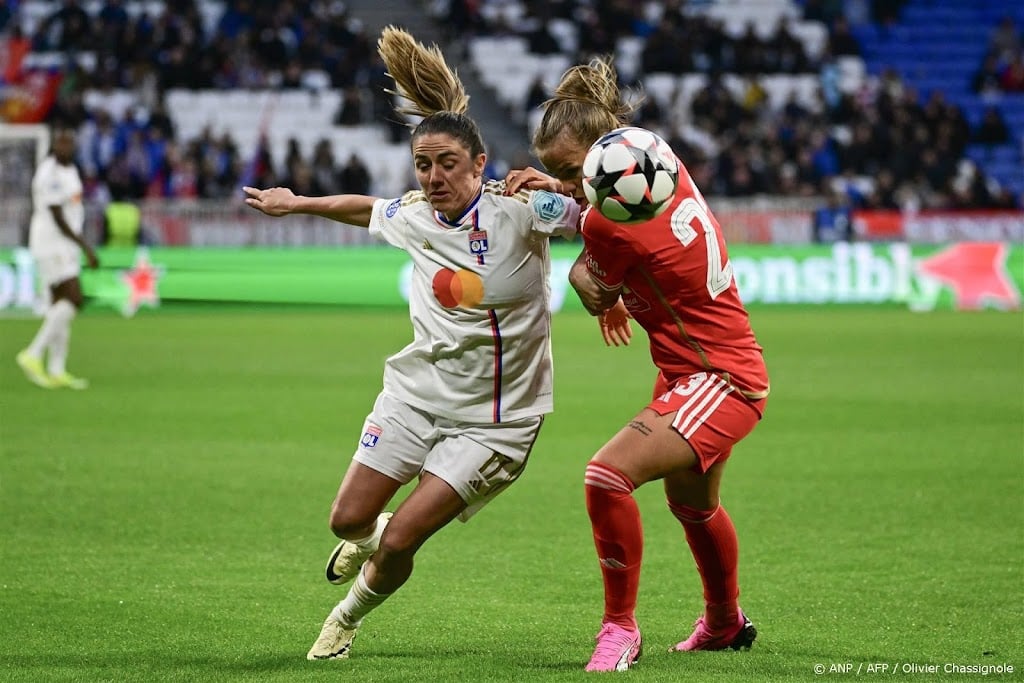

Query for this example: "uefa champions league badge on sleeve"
[468,230,489,255]
[360,424,382,448]
[532,190,566,222]
[385,198,401,218]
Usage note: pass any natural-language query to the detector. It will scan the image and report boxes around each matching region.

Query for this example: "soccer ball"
[582,127,679,224]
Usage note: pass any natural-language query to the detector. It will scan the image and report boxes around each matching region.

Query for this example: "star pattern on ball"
[595,146,659,204]
[583,127,680,224]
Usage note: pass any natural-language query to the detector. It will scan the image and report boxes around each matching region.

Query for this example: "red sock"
[585,462,642,631]
[669,501,739,632]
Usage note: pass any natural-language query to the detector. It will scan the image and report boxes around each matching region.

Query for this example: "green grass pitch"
[1,306,1021,682]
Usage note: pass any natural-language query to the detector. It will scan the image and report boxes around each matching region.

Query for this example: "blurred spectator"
[309,139,337,194]
[917,147,954,194]
[525,74,548,111]
[280,59,304,88]
[877,66,905,102]
[740,76,767,115]
[526,22,561,55]
[47,78,90,128]
[999,52,1024,92]
[862,169,899,210]
[812,188,854,243]
[164,143,199,198]
[633,95,663,132]
[870,0,908,28]
[827,16,861,57]
[575,5,616,57]
[642,17,690,73]
[216,0,255,40]
[283,159,316,197]
[101,195,144,246]
[241,133,277,190]
[734,23,765,75]
[809,129,840,179]
[948,160,995,209]
[35,0,92,51]
[338,153,371,195]
[143,124,170,183]
[122,129,153,194]
[802,0,842,25]
[972,51,1005,96]
[989,16,1022,62]
[79,109,119,178]
[972,107,1011,146]
[769,20,810,74]
[144,100,174,140]
[195,130,241,198]
[819,50,843,112]
[97,0,130,38]
[360,51,407,145]
[720,147,764,196]
[283,137,303,179]
[443,0,486,43]
[2,25,31,83]
[335,85,365,126]
[842,0,871,27]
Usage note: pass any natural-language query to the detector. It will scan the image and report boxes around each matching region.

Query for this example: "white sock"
[43,300,77,376]
[330,568,391,628]
[352,516,387,552]
[26,299,74,359]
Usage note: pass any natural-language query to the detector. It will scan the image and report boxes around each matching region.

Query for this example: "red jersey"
[581,163,770,399]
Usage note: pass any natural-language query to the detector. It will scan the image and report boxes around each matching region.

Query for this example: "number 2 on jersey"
[669,197,733,299]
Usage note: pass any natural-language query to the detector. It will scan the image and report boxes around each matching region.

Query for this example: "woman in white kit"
[17,126,99,390]
[244,26,589,660]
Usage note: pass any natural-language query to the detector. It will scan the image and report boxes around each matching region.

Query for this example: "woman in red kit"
[506,57,769,673]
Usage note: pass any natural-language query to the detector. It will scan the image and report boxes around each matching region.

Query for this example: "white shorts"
[33,248,81,287]
[352,391,544,522]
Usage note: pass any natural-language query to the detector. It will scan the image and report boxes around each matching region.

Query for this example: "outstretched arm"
[243,186,378,228]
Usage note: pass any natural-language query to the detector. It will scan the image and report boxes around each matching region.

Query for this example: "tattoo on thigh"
[627,420,652,436]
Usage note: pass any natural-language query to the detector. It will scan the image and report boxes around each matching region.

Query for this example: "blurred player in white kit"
[17,126,99,390]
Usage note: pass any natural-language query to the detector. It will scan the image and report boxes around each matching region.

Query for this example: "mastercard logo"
[432,268,484,308]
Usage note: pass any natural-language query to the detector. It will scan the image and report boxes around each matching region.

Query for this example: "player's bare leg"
[361,472,466,594]
[310,472,465,660]
[594,408,701,484]
[324,462,402,585]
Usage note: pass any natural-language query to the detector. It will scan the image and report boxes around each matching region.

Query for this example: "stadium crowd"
[1,0,1021,211]
[4,0,390,203]
[450,0,1021,209]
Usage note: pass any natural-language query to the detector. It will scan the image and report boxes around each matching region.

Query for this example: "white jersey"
[369,180,579,423]
[29,156,84,255]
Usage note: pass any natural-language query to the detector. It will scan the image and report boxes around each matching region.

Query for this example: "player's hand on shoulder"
[503,167,564,196]
[243,186,295,217]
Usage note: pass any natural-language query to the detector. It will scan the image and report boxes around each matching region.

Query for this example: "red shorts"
[648,371,766,473]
